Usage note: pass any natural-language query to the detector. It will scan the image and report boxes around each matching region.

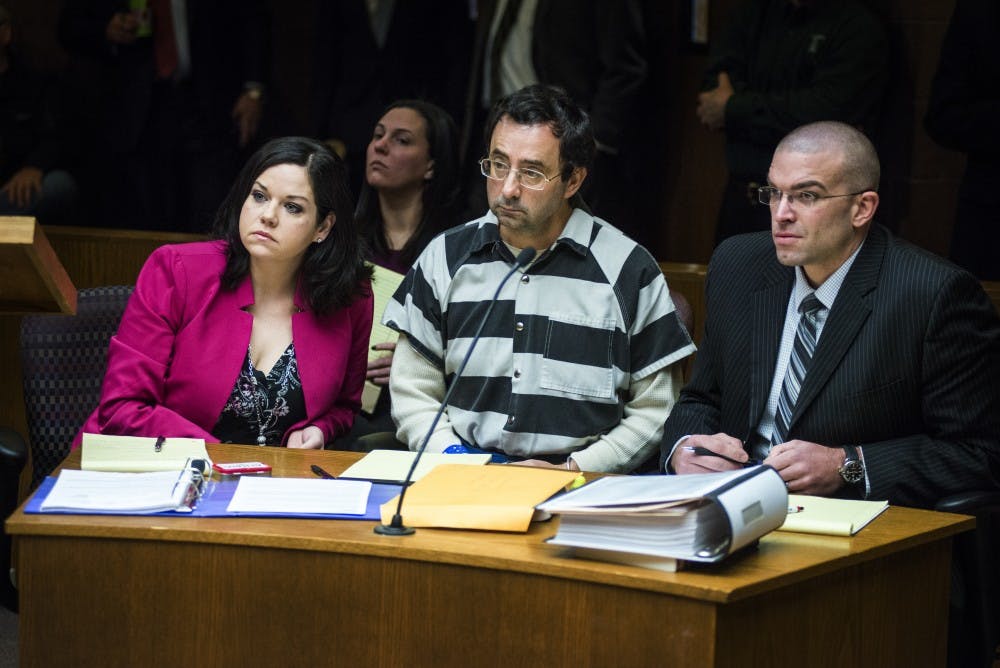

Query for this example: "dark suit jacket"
[460,0,647,158]
[660,225,1000,508]
[58,0,267,153]
[311,1,471,163]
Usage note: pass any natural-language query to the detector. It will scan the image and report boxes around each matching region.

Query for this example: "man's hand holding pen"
[671,433,751,474]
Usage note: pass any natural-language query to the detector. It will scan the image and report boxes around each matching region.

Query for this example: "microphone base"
[373,522,415,536]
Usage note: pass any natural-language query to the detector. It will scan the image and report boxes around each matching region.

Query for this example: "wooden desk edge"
[5,444,974,605]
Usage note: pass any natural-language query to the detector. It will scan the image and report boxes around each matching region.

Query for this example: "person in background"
[697,0,887,244]
[76,137,373,449]
[344,99,461,444]
[0,3,77,223]
[924,0,1000,281]
[58,0,269,232]
[311,0,471,196]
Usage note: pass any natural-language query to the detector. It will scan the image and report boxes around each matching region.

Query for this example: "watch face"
[840,459,864,484]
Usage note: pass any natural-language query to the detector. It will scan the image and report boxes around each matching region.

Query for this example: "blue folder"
[24,475,402,520]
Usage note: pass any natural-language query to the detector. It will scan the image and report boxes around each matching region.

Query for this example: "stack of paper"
[538,467,788,571]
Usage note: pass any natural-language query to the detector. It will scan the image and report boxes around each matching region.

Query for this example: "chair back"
[19,285,133,487]
[937,492,1000,667]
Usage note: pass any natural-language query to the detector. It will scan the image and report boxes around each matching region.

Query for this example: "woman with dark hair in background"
[76,136,373,448]
[348,99,460,442]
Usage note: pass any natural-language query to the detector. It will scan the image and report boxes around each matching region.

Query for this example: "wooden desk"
[7,445,972,667]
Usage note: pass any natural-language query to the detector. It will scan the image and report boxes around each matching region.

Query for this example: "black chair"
[937,491,1000,668]
[0,427,27,612]
[19,285,133,487]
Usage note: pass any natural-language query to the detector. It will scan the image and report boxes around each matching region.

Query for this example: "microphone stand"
[374,247,537,536]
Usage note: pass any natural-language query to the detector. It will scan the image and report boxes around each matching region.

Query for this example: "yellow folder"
[379,464,579,532]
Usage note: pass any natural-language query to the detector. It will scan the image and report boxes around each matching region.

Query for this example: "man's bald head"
[774,121,880,193]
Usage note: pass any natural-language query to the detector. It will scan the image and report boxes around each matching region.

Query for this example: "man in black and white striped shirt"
[383,85,694,473]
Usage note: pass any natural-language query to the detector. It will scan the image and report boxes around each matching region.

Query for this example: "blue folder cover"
[24,475,402,521]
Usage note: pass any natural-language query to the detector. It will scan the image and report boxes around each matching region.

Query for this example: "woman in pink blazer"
[77,137,373,448]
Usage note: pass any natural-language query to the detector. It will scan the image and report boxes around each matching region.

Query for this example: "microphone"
[375,246,537,536]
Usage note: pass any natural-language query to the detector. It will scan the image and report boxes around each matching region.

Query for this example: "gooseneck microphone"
[375,247,537,536]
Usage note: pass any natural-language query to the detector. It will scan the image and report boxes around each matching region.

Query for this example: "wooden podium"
[0,217,76,315]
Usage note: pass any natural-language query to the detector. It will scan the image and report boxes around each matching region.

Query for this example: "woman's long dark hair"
[213,136,372,315]
[355,100,460,269]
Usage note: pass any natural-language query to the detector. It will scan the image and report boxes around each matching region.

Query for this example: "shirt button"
[515,321,524,332]
[520,275,530,284]
[513,369,521,379]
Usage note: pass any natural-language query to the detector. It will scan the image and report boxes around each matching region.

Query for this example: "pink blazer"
[75,241,373,447]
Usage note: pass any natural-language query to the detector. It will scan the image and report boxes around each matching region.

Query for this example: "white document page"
[539,468,755,511]
[340,450,491,483]
[226,477,372,515]
[41,469,194,513]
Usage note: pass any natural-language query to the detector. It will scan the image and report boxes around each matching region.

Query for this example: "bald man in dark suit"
[661,121,1000,509]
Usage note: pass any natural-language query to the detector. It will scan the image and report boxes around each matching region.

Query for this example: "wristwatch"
[838,446,865,485]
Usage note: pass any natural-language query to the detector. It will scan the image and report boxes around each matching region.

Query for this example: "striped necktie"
[771,294,824,445]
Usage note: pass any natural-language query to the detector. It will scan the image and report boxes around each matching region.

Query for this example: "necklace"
[246,346,269,446]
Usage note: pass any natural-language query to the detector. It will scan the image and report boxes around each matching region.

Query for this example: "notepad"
[81,433,212,472]
[339,449,491,484]
[361,264,406,414]
[778,494,889,536]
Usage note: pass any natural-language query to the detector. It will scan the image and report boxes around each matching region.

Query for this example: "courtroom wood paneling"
[43,225,207,289]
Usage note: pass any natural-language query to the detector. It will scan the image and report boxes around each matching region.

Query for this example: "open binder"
[538,466,788,571]
[39,463,207,514]
[26,473,402,520]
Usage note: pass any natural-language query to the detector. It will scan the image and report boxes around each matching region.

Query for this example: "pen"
[154,435,165,453]
[310,464,336,479]
[683,445,760,467]
[788,506,804,514]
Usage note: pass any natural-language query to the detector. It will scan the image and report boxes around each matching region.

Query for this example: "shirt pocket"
[539,313,616,399]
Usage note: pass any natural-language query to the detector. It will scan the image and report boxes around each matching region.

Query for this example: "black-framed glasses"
[479,158,560,190]
[757,186,873,208]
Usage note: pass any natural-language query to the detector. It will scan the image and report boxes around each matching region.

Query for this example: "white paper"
[41,468,194,513]
[339,450,491,483]
[538,468,755,511]
[226,476,372,515]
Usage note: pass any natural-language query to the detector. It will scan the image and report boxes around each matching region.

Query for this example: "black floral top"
[213,343,306,446]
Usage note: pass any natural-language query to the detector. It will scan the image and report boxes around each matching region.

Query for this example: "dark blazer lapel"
[789,226,887,429]
[749,259,794,437]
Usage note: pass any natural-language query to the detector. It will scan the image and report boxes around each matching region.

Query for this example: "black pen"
[154,435,165,453]
[683,445,760,467]
[310,464,336,479]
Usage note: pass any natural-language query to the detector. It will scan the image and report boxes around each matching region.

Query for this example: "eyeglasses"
[757,186,873,208]
[479,158,560,190]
